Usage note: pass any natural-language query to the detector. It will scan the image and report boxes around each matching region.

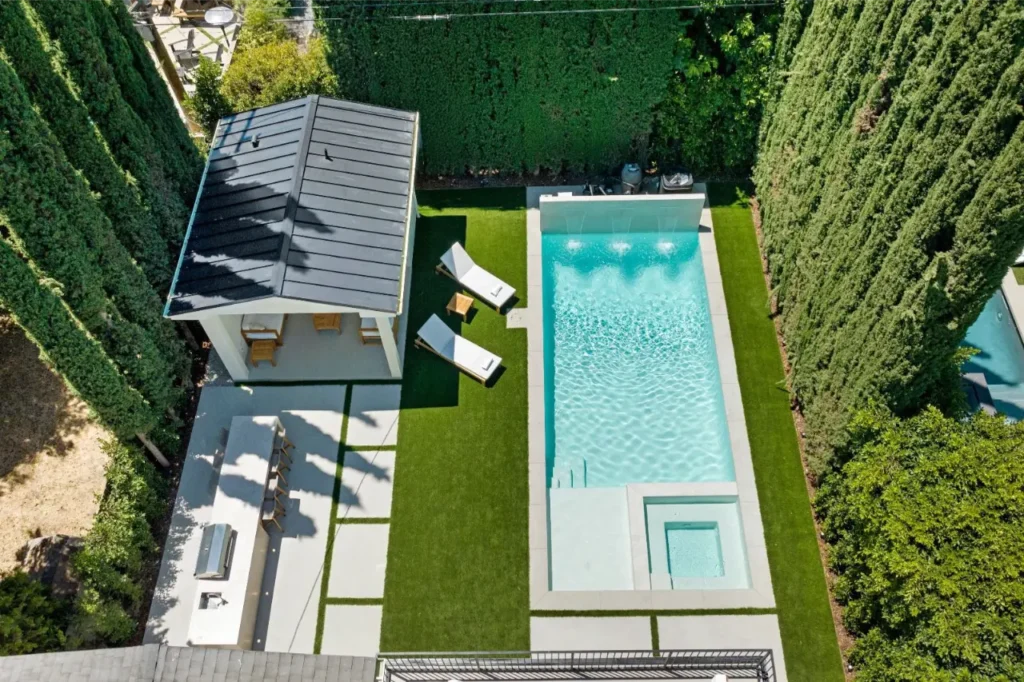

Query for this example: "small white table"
[187,415,280,649]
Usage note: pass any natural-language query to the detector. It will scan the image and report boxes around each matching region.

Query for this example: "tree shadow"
[0,316,92,493]
[401,215,468,410]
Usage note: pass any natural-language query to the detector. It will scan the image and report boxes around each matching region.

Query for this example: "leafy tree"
[818,405,1024,681]
[220,37,339,112]
[236,0,290,50]
[185,56,230,140]
[651,11,777,173]
[0,571,69,655]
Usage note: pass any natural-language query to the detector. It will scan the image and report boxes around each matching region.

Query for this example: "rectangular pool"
[541,198,738,591]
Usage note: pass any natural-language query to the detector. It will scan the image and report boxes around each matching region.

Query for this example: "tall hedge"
[0,0,172,288]
[0,50,185,417]
[319,1,781,175]
[30,0,192,253]
[753,0,1024,471]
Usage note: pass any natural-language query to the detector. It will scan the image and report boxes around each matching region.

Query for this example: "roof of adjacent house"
[164,95,418,317]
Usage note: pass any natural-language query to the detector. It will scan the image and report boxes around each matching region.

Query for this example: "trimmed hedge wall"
[0,0,172,289]
[318,1,781,176]
[754,0,1024,472]
[0,0,199,439]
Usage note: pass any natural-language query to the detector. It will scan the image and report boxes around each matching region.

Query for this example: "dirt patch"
[0,315,110,573]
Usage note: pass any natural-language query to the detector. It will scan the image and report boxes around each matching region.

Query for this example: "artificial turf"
[709,183,844,682]
[379,188,530,652]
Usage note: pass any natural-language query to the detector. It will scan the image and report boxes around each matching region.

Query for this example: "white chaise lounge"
[437,242,516,310]
[415,314,502,383]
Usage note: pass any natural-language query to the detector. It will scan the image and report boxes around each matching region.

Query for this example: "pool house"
[164,95,420,382]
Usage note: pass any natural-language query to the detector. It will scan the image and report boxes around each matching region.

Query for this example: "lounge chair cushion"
[417,314,501,381]
[440,243,516,309]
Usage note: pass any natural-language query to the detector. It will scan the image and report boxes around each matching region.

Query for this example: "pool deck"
[523,185,775,611]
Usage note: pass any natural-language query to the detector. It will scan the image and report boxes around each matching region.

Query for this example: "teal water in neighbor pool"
[962,290,1024,420]
[542,230,734,487]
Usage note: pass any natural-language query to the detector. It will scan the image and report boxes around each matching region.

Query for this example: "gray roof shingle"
[166,96,418,317]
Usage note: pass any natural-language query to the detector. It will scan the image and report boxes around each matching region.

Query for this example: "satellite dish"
[204,6,235,26]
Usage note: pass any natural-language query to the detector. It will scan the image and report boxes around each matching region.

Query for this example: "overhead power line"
[265,0,782,20]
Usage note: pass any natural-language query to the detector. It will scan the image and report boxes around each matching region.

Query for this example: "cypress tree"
[755,0,1024,470]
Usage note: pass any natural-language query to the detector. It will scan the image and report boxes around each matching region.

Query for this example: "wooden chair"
[170,29,196,65]
[261,498,285,532]
[313,313,342,334]
[264,476,288,505]
[250,339,276,367]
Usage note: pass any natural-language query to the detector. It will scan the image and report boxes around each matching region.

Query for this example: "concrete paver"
[530,617,652,650]
[346,385,402,447]
[321,606,383,658]
[328,524,389,599]
[657,615,788,682]
[338,450,396,520]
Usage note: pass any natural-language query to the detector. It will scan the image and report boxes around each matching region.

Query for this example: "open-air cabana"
[164,95,420,381]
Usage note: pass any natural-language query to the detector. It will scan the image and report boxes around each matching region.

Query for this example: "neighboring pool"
[541,199,740,592]
[962,289,1024,420]
[542,230,735,488]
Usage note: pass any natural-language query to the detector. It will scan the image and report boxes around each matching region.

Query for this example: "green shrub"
[318,1,782,175]
[68,439,166,648]
[0,571,70,655]
[221,37,339,112]
[236,0,289,51]
[818,405,1024,681]
[185,56,230,140]
[651,11,777,173]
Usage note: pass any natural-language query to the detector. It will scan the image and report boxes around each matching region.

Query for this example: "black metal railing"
[378,650,776,682]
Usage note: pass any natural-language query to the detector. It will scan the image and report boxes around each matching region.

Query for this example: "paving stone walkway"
[320,384,402,657]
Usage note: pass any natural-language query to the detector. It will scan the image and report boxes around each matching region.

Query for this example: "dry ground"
[0,315,109,572]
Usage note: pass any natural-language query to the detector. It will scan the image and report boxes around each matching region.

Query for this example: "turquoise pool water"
[962,289,1024,420]
[666,522,724,578]
[542,230,735,488]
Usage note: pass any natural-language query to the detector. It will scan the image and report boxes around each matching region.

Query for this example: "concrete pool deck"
[524,185,774,611]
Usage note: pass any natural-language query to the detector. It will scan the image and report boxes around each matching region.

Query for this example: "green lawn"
[709,183,844,682]
[380,188,531,651]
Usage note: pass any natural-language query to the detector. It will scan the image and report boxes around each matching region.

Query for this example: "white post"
[375,315,402,378]
[201,316,250,381]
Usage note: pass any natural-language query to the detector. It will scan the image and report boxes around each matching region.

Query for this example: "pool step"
[551,459,588,489]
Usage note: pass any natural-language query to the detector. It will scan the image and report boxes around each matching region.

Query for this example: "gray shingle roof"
[166,96,418,317]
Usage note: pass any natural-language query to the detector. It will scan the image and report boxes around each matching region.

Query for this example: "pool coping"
[524,185,775,610]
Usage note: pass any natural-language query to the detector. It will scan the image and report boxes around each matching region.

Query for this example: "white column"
[375,314,402,379]
[201,316,250,381]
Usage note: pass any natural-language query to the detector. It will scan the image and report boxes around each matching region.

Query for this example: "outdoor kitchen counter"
[186,415,279,649]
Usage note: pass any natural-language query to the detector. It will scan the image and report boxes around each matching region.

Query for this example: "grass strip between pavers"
[338,517,390,525]
[313,386,354,654]
[326,597,385,606]
[379,188,530,652]
[530,609,776,617]
[709,183,844,682]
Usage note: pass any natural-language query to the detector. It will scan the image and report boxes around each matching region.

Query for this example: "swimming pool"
[543,230,735,488]
[540,197,741,592]
[962,288,1024,419]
